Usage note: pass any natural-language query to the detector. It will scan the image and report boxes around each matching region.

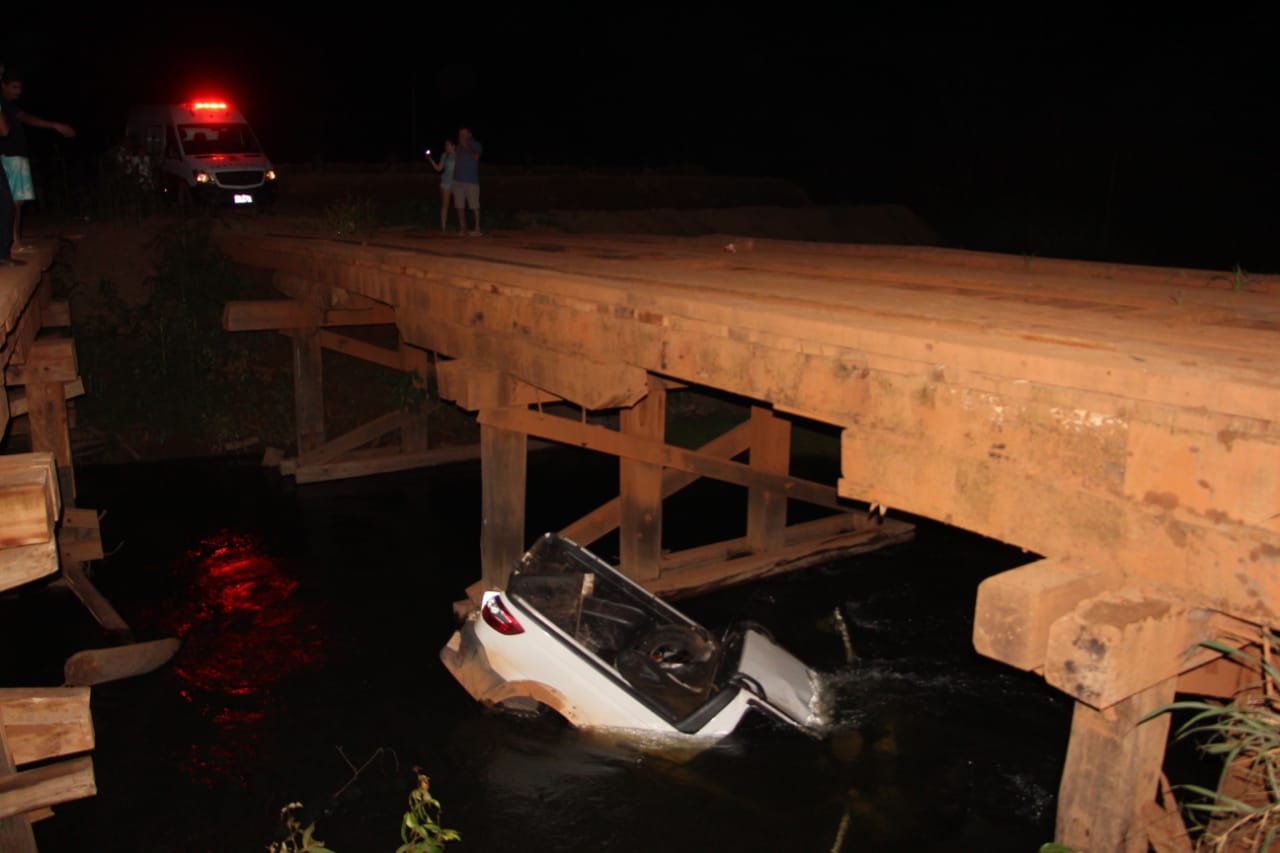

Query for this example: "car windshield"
[178,123,261,156]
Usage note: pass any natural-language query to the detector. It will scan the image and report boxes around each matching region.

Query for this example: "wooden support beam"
[1176,653,1251,700]
[0,453,59,549]
[292,327,325,454]
[281,328,402,370]
[559,420,753,547]
[292,444,483,484]
[3,337,77,386]
[61,561,131,638]
[7,377,85,417]
[0,688,94,765]
[399,340,431,453]
[224,299,395,331]
[973,559,1114,671]
[400,316,648,410]
[1055,677,1177,853]
[646,515,916,598]
[295,410,411,469]
[478,407,847,510]
[24,379,75,502]
[747,406,791,553]
[1044,588,1251,709]
[436,360,561,411]
[63,638,181,687]
[480,418,527,590]
[619,381,665,582]
[0,755,96,820]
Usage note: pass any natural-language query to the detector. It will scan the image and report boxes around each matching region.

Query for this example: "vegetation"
[66,220,296,458]
[267,771,460,853]
[1151,630,1280,852]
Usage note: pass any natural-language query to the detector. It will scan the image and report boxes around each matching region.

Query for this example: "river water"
[4,451,1073,852]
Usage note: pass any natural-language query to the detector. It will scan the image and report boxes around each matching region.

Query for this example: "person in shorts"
[0,68,76,251]
[426,138,457,232]
[452,126,483,236]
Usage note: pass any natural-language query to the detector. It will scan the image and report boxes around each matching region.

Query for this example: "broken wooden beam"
[1043,587,1256,709]
[0,755,96,820]
[63,638,181,687]
[0,540,60,594]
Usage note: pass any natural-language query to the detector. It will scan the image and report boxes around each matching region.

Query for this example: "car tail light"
[481,594,524,635]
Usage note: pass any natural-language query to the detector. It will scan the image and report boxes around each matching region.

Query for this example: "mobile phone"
[425,148,431,155]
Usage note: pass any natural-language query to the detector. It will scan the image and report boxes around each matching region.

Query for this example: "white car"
[440,533,832,742]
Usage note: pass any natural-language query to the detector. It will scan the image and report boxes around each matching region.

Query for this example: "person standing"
[426,138,457,232]
[452,126,482,236]
[0,68,76,252]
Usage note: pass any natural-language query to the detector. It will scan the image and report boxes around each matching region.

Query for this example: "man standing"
[0,103,14,265]
[0,68,76,252]
[452,126,483,236]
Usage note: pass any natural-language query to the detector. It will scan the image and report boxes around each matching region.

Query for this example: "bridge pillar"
[480,414,527,590]
[747,405,790,553]
[619,378,665,581]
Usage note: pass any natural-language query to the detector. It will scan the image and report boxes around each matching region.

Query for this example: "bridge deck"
[222,227,1279,617]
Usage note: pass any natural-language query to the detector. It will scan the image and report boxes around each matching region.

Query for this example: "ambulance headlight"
[265,169,277,181]
[194,171,213,184]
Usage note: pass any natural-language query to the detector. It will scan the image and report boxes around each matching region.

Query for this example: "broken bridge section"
[218,227,1280,852]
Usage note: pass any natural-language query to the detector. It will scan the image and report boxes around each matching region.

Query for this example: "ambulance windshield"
[179,123,262,156]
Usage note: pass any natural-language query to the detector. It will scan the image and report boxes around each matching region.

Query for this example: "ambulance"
[125,100,277,207]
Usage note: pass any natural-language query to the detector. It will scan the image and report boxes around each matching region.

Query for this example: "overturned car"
[440,533,832,741]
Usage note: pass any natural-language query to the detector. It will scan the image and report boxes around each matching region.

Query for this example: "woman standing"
[426,140,456,232]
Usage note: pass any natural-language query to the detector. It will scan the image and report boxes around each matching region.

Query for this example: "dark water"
[3,450,1072,852]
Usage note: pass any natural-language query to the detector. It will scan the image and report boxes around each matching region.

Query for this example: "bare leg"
[472,207,481,235]
[440,187,450,231]
[12,200,20,249]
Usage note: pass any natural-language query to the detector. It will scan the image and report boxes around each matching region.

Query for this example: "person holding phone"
[426,138,457,233]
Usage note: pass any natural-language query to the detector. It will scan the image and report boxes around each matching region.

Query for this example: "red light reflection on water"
[159,531,326,788]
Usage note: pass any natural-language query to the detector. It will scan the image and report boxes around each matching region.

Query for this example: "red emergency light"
[188,100,229,112]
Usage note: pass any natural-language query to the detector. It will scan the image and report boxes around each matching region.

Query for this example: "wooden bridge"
[216,226,1280,851]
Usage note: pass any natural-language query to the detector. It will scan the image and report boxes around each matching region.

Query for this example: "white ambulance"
[125,99,277,207]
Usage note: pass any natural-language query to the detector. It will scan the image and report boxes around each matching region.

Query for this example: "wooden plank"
[747,406,791,553]
[559,419,753,547]
[619,381,665,581]
[0,540,59,594]
[4,337,77,385]
[479,407,847,510]
[293,443,483,484]
[973,559,1115,671]
[646,516,916,598]
[295,410,410,468]
[0,755,96,819]
[0,687,93,765]
[1043,589,1253,709]
[1056,678,1176,853]
[1176,654,1250,700]
[480,420,527,590]
[292,327,325,453]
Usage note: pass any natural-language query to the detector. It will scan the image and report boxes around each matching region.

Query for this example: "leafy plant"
[1150,630,1280,852]
[397,770,462,853]
[268,802,335,853]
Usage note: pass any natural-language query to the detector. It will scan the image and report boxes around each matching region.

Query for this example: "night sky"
[2,6,1275,268]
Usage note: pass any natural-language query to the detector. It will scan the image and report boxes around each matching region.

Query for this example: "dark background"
[1,5,1275,269]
